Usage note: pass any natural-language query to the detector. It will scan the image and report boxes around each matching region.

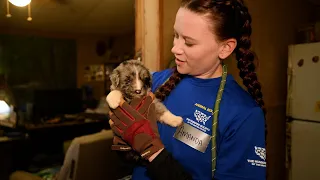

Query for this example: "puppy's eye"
[125,78,131,83]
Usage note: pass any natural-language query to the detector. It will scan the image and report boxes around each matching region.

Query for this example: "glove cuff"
[111,144,132,151]
[140,138,164,160]
[111,136,132,151]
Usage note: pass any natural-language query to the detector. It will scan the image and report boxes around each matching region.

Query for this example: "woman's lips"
[175,58,186,65]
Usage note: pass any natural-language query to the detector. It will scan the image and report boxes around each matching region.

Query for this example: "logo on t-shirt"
[247,146,266,168]
[184,103,212,134]
[255,146,266,161]
[194,110,211,125]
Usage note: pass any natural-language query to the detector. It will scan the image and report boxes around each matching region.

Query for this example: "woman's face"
[172,7,228,79]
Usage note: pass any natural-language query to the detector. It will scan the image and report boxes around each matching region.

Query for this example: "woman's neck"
[194,64,223,79]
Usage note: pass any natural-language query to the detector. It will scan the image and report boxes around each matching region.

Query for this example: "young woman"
[109,0,267,179]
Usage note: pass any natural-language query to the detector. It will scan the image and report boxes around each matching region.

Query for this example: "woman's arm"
[146,148,193,180]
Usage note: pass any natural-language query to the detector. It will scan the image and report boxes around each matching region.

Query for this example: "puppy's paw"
[160,111,183,127]
[169,116,183,127]
[106,90,123,109]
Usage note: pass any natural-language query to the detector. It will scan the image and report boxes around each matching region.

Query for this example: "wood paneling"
[135,0,161,72]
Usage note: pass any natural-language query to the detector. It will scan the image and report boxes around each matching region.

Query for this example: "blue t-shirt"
[132,68,266,180]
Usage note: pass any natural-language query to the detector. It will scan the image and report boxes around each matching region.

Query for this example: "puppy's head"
[109,59,152,101]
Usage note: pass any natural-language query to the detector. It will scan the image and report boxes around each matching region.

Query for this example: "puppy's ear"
[109,69,120,89]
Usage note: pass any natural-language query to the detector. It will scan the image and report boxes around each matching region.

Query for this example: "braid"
[233,0,266,111]
[233,0,268,176]
[154,67,184,101]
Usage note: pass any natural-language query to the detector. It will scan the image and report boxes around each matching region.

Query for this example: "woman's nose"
[171,40,183,55]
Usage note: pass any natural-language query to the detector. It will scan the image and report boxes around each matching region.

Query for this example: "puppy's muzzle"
[135,90,142,94]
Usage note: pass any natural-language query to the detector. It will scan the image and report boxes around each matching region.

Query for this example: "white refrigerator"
[286,42,320,180]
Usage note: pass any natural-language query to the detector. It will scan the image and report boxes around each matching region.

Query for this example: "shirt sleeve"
[214,106,266,180]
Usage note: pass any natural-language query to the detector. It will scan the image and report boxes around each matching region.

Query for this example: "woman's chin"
[176,65,189,75]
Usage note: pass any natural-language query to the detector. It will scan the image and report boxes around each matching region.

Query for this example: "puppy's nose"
[135,90,141,94]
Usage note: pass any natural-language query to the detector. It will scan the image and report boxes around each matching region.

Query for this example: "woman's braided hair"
[154,0,268,174]
[154,68,184,102]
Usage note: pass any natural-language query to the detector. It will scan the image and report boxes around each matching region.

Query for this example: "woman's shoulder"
[224,77,260,109]
[221,77,265,128]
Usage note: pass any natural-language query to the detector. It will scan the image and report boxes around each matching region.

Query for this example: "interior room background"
[0,0,320,180]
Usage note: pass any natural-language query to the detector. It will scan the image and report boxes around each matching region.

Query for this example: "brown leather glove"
[109,93,164,160]
[111,94,155,152]
[112,135,143,164]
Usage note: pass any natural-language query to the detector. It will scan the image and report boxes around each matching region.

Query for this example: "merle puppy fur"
[106,59,183,127]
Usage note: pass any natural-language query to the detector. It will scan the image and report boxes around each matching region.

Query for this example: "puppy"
[106,59,183,127]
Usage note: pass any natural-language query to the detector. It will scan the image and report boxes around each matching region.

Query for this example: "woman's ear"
[218,38,237,59]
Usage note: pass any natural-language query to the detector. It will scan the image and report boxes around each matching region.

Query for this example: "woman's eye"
[174,33,179,39]
[185,43,193,47]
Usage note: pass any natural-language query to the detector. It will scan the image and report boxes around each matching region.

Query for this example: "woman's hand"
[109,93,164,161]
